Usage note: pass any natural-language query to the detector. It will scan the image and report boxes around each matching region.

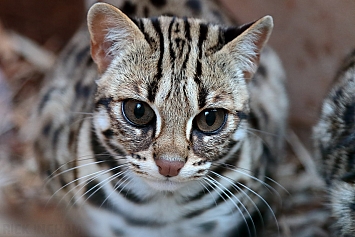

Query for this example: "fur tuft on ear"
[87,3,145,73]
[219,16,273,80]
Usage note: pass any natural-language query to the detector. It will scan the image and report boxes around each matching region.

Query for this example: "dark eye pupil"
[134,103,145,119]
[205,110,216,126]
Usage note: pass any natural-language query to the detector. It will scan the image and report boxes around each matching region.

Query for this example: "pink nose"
[155,159,184,177]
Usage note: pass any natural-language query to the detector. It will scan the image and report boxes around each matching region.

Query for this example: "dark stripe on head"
[148,18,165,102]
[195,23,208,108]
[206,31,224,55]
[133,18,155,49]
[197,23,208,59]
[168,17,176,63]
[181,18,191,71]
[184,17,191,41]
[198,86,207,108]
[96,97,112,110]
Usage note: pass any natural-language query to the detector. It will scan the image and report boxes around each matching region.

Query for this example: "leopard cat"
[24,0,288,236]
[314,49,355,237]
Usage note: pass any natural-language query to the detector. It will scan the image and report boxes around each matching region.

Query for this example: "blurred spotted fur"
[25,0,288,236]
[314,49,355,237]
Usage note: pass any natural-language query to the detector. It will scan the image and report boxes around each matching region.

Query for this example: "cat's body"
[314,50,355,236]
[25,0,288,236]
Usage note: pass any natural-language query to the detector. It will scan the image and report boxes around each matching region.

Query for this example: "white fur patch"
[94,107,111,131]
[233,127,246,141]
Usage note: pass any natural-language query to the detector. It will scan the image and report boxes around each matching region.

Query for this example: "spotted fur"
[314,49,355,236]
[25,0,288,236]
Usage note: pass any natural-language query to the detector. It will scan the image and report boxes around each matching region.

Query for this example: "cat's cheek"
[191,132,232,161]
[190,116,239,160]
[115,127,155,153]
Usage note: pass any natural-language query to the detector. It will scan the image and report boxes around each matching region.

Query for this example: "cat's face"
[89,3,272,191]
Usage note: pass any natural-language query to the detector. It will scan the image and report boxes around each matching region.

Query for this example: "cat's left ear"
[87,3,146,73]
[219,16,273,80]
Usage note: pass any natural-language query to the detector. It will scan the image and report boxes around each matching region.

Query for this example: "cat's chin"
[144,179,186,192]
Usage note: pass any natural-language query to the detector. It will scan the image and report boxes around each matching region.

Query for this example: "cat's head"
[88,3,273,191]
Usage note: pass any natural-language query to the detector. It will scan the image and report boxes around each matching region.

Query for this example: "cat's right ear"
[87,3,145,73]
[217,16,273,81]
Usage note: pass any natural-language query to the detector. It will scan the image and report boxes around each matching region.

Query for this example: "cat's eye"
[122,99,155,126]
[195,109,226,134]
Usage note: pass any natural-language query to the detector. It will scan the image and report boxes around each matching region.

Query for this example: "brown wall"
[0,0,84,52]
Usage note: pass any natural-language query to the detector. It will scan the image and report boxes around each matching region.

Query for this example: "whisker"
[75,169,129,208]
[236,179,280,235]
[49,168,106,206]
[66,166,128,209]
[198,180,218,207]
[204,176,255,237]
[210,170,280,234]
[245,130,269,151]
[246,127,278,137]
[45,154,126,184]
[209,170,264,228]
[212,163,282,200]
[100,173,133,208]
[265,176,289,195]
[53,163,128,206]
[45,159,106,185]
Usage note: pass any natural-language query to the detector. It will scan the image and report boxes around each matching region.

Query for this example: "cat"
[313,49,355,237]
[24,0,288,236]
